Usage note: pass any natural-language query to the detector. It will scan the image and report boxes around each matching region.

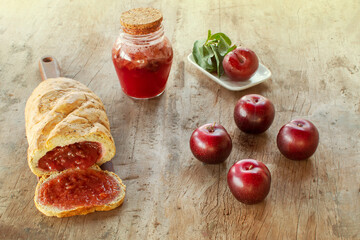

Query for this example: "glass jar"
[112,8,173,99]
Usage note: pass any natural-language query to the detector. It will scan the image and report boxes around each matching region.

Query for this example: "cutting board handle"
[39,55,61,81]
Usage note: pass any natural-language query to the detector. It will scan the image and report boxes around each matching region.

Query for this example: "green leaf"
[192,39,216,72]
[209,32,232,45]
[216,35,231,57]
[225,45,237,56]
[203,45,216,72]
[207,30,212,42]
[210,44,224,77]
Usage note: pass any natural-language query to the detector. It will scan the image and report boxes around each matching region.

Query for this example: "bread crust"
[25,78,116,176]
[34,166,126,218]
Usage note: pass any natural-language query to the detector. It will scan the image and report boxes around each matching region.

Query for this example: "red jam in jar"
[112,8,173,99]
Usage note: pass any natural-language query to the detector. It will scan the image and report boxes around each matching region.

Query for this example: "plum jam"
[38,169,120,210]
[38,141,102,171]
[112,8,173,99]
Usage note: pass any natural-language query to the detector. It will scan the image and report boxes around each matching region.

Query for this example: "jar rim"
[119,25,165,45]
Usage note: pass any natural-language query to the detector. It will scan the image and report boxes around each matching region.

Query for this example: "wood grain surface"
[0,0,359,239]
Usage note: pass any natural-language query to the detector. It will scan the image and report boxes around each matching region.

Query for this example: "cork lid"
[120,8,163,35]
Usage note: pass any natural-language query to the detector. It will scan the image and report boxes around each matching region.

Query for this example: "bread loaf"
[25,78,116,176]
[26,78,125,217]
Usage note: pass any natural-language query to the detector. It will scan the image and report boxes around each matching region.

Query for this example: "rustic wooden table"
[1,0,359,239]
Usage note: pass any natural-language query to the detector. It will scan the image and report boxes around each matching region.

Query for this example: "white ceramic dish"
[187,53,271,91]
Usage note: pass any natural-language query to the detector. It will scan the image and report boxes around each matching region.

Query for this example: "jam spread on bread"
[38,169,120,210]
[38,141,102,171]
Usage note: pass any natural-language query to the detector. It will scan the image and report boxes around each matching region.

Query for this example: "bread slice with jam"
[34,165,126,218]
